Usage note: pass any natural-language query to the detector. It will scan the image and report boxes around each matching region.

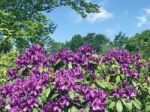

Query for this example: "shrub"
[0,50,18,84]
[0,44,150,112]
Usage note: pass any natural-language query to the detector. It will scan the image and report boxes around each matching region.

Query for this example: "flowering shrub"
[0,50,18,84]
[1,44,150,112]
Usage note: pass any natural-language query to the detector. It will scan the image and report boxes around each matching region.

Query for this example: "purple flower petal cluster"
[0,73,50,111]
[74,52,89,66]
[41,95,70,112]
[48,50,89,66]
[77,44,94,55]
[0,97,5,110]
[113,85,137,100]
[16,44,48,67]
[79,85,107,111]
[48,45,101,74]
[7,69,18,80]
[103,50,143,78]
[55,68,84,91]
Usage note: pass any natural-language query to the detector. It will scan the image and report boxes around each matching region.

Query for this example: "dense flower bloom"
[113,85,137,100]
[7,69,18,80]
[1,44,148,112]
[79,85,107,111]
[0,72,50,111]
[41,95,70,112]
[103,50,143,78]
[16,44,48,67]
[48,52,59,65]
[55,68,84,91]
[77,44,94,55]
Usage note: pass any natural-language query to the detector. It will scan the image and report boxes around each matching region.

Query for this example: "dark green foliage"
[64,33,110,54]
[0,0,100,53]
[125,30,150,59]
[113,32,128,49]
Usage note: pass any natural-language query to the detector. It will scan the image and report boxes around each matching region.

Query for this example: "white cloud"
[137,8,150,27]
[86,8,113,23]
[143,8,150,14]
[70,7,113,24]
[137,16,147,27]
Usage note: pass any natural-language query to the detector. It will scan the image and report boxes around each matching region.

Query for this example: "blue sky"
[45,0,150,42]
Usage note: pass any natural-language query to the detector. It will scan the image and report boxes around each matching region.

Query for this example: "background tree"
[83,33,110,54]
[68,34,83,52]
[125,30,150,59]
[113,32,128,49]
[64,33,110,54]
[0,0,100,53]
[45,38,64,54]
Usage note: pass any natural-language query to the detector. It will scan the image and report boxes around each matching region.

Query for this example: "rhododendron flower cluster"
[78,85,107,111]
[1,44,150,112]
[103,50,143,78]
[55,68,84,91]
[41,95,70,112]
[0,73,50,111]
[16,44,48,67]
[113,84,137,100]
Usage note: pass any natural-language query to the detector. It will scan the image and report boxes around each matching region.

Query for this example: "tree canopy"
[0,0,100,53]
[63,33,110,54]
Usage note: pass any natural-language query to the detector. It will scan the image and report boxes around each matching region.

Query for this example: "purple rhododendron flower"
[77,44,94,55]
[7,69,18,80]
[41,95,70,112]
[113,84,137,100]
[16,44,48,67]
[55,68,84,91]
[103,50,143,78]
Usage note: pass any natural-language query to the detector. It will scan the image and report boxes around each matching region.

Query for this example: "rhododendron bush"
[1,44,150,112]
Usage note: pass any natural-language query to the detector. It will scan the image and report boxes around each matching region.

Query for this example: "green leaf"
[45,87,51,97]
[5,105,11,110]
[132,80,138,87]
[54,60,61,66]
[68,62,72,69]
[69,91,75,100]
[39,66,44,73]
[116,75,120,84]
[40,95,47,103]
[105,109,109,112]
[38,97,43,106]
[116,100,123,112]
[50,93,58,100]
[95,80,113,89]
[70,106,78,112]
[27,64,33,68]
[109,102,115,109]
[121,99,132,110]
[132,100,141,110]
[18,68,26,76]
[33,108,39,112]
[145,105,150,112]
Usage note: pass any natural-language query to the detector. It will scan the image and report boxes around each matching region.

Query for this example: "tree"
[45,38,64,54]
[113,32,128,49]
[69,34,83,52]
[83,33,110,54]
[0,0,100,53]
[64,33,110,54]
[125,30,150,59]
